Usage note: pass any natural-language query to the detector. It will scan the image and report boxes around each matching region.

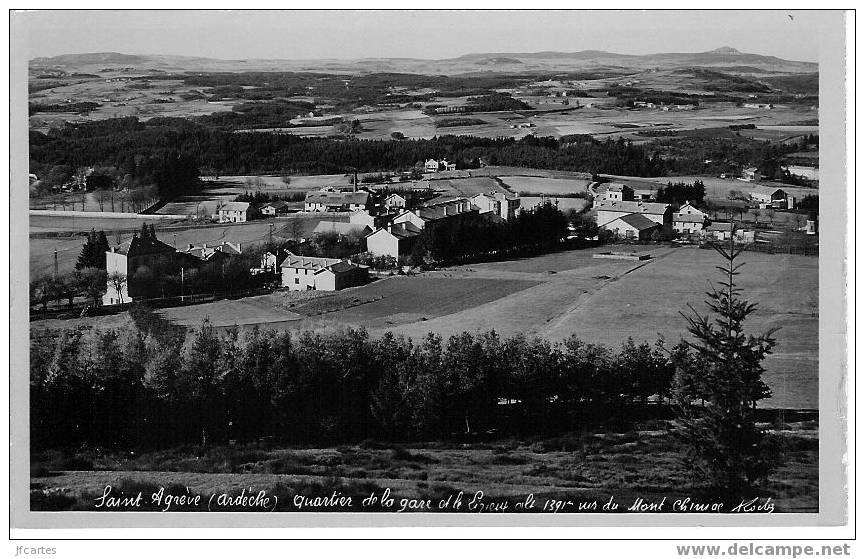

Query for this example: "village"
[40,155,811,311]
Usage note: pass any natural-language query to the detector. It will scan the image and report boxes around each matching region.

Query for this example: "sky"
[16,10,836,62]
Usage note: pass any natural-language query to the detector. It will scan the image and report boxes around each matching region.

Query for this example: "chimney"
[188,244,194,250]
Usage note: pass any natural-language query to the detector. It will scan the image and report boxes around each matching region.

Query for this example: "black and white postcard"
[8,8,853,545]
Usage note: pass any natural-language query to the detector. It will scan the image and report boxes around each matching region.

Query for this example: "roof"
[673,213,706,223]
[220,202,250,212]
[751,186,788,198]
[594,200,670,216]
[280,252,360,276]
[313,221,372,236]
[596,182,630,194]
[707,222,735,232]
[261,200,290,209]
[113,235,175,257]
[368,222,422,240]
[614,213,660,231]
[384,193,406,201]
[305,191,370,206]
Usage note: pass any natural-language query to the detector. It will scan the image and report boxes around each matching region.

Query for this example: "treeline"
[29,101,100,115]
[30,117,669,178]
[656,180,706,206]
[30,311,680,450]
[409,201,568,265]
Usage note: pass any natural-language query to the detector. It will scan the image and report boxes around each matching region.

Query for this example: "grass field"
[521,197,589,213]
[30,422,818,512]
[498,176,592,196]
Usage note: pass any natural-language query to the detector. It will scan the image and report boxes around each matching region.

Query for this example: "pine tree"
[75,230,97,270]
[672,236,780,492]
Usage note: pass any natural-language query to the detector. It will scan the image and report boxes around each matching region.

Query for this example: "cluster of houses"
[102,236,246,305]
[590,181,757,242]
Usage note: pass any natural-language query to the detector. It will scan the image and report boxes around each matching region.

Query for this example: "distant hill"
[29,47,817,76]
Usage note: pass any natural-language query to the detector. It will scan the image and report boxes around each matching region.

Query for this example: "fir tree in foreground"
[672,237,780,493]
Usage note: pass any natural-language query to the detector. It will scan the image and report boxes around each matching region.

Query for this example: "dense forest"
[29,117,670,179]
[30,113,811,196]
[30,309,681,450]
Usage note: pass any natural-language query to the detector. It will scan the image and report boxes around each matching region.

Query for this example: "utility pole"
[180,267,184,303]
[53,250,58,280]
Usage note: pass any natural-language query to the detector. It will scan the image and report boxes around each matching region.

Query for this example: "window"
[294,278,299,284]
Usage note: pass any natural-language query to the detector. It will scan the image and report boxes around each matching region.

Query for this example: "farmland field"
[117,244,818,409]
[498,176,592,196]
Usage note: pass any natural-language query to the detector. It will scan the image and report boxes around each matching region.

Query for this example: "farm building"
[749,186,791,209]
[218,202,251,223]
[593,183,634,204]
[280,253,368,291]
[259,200,291,216]
[595,200,672,228]
[600,213,662,240]
[672,202,708,235]
[704,222,735,241]
[304,190,371,212]
[470,192,521,220]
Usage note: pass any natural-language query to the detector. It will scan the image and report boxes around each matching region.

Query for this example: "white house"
[740,167,762,182]
[593,183,634,204]
[218,202,250,223]
[383,193,407,210]
[304,190,370,212]
[470,192,521,220]
[280,253,368,291]
[365,223,423,259]
[424,159,440,173]
[259,200,290,216]
[102,235,177,305]
[672,202,707,235]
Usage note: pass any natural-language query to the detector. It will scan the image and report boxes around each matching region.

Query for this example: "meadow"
[30,421,818,512]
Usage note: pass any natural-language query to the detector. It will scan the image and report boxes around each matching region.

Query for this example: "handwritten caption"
[93,484,775,513]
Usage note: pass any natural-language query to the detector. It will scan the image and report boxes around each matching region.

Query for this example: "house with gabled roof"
[102,234,179,305]
[601,212,662,240]
[218,202,251,223]
[259,200,291,216]
[365,222,423,259]
[304,190,371,212]
[280,252,368,291]
[672,202,708,235]
[594,182,634,203]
